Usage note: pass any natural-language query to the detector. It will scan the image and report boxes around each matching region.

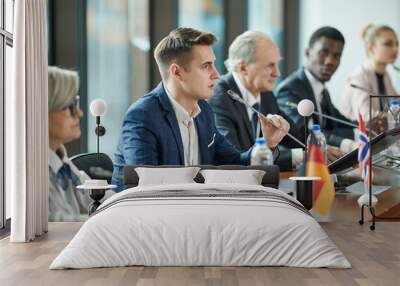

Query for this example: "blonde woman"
[341,24,398,131]
[48,66,92,221]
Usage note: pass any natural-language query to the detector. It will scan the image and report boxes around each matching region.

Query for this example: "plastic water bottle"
[251,137,273,166]
[388,99,400,130]
[388,100,400,155]
[307,124,327,163]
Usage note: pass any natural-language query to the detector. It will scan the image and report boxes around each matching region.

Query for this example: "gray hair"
[225,30,273,72]
[48,66,79,112]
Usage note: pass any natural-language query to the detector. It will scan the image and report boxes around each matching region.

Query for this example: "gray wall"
[299,0,400,108]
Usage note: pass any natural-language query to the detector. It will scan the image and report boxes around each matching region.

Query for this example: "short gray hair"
[225,31,273,72]
[48,66,79,112]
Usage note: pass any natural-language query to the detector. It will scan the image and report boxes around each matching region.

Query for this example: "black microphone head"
[349,83,360,89]
[349,83,373,94]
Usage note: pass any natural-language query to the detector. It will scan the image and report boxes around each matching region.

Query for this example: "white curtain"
[7,0,49,242]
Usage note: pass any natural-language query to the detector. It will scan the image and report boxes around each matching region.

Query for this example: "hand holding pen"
[227,90,305,148]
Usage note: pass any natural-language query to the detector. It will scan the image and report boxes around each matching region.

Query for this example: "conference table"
[280,169,400,222]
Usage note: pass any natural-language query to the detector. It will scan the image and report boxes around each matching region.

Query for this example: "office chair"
[70,153,113,183]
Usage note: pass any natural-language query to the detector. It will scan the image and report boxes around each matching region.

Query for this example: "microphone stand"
[95,116,106,160]
[96,116,100,156]
[285,100,365,133]
[304,116,308,167]
[316,112,359,129]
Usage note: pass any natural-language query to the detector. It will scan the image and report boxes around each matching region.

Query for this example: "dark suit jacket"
[276,68,355,147]
[209,73,304,171]
[111,82,253,192]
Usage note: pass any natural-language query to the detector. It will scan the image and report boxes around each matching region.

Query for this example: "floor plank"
[1,222,399,285]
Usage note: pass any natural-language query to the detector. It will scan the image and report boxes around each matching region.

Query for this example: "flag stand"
[358,94,400,230]
[357,147,376,230]
[358,95,378,230]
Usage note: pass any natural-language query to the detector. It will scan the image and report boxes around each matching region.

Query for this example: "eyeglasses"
[63,96,80,117]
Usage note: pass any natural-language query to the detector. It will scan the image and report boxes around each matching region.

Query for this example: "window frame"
[1,0,14,234]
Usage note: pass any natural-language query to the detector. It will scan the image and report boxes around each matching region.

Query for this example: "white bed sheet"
[50,183,350,269]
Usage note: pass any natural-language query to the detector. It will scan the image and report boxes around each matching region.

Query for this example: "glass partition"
[86,0,149,158]
[1,0,13,229]
[5,0,13,33]
[178,0,225,74]
[247,0,284,81]
[4,43,11,220]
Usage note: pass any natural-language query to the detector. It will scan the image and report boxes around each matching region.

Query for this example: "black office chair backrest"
[70,153,113,183]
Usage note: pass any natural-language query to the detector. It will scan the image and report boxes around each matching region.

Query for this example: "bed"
[50,165,350,269]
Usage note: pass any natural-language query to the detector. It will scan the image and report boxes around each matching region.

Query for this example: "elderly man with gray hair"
[48,66,92,221]
[209,31,304,171]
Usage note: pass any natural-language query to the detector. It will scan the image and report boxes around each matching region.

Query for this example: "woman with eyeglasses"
[341,24,398,132]
[48,66,92,221]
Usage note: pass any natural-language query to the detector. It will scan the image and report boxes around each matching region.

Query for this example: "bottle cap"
[390,99,399,106]
[255,137,267,145]
[309,124,321,131]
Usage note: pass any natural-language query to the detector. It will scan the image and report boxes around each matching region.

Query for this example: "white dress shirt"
[304,68,357,153]
[233,72,261,137]
[232,72,261,121]
[304,68,325,126]
[166,89,201,165]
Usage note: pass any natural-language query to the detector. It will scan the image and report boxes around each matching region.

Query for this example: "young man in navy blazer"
[111,27,289,192]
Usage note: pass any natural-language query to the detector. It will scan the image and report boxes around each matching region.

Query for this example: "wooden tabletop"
[280,171,400,222]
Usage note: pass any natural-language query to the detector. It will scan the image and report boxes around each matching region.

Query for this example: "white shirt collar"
[232,72,260,107]
[49,145,69,174]
[304,68,325,102]
[165,87,201,123]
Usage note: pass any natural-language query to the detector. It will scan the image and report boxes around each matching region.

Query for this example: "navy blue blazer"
[111,82,252,191]
[276,68,355,147]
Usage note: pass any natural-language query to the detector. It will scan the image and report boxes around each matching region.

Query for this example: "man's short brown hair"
[154,27,217,80]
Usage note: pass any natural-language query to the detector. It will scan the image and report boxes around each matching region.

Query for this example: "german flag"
[306,131,335,216]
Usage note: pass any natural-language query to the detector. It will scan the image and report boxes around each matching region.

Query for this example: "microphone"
[90,99,107,136]
[285,99,360,129]
[350,83,400,98]
[227,90,305,148]
[90,99,108,157]
[297,99,314,117]
[350,83,400,119]
[349,83,379,95]
[90,99,107,117]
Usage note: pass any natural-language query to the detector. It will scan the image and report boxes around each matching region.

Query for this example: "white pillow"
[200,169,266,185]
[135,167,200,186]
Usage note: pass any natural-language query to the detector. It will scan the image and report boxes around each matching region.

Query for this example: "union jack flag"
[358,113,371,190]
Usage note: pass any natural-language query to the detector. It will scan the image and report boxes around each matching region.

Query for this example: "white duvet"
[50,183,350,269]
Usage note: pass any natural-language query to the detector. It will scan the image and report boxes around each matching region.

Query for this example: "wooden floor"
[1,219,400,286]
[1,175,400,286]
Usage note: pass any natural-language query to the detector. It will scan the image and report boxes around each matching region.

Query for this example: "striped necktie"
[252,103,260,139]
[319,88,330,127]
